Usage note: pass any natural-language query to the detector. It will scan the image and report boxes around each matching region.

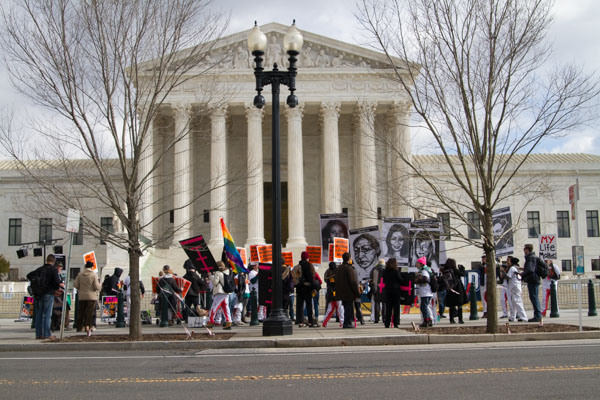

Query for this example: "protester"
[183,266,204,322]
[312,271,323,320]
[498,260,510,318]
[542,259,561,317]
[51,263,70,332]
[323,262,343,328]
[382,257,406,328]
[74,261,101,336]
[157,266,182,326]
[281,261,294,321]
[207,261,232,329]
[105,268,124,296]
[442,260,466,324]
[295,251,317,327]
[236,269,250,324]
[123,272,145,321]
[522,244,542,322]
[27,254,61,340]
[507,256,527,322]
[416,256,433,327]
[369,258,386,323]
[335,252,360,329]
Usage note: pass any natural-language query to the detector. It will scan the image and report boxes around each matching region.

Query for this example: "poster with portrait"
[492,207,514,256]
[320,213,349,262]
[381,217,411,265]
[409,219,441,273]
[349,226,381,282]
[101,296,118,322]
[20,296,34,320]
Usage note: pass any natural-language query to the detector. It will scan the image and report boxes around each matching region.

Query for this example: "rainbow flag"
[220,218,248,274]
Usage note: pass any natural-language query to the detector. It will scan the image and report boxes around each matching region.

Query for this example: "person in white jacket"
[506,256,527,322]
[498,260,510,318]
[206,261,232,329]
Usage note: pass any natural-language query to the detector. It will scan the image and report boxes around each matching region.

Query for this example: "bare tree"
[357,0,599,332]
[0,0,229,339]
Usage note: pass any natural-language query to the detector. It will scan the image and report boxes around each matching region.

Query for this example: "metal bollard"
[160,291,170,327]
[469,277,479,320]
[250,288,259,326]
[588,280,597,317]
[550,280,560,318]
[116,290,126,328]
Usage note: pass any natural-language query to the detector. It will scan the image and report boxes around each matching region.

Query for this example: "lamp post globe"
[247,22,267,53]
[283,20,303,53]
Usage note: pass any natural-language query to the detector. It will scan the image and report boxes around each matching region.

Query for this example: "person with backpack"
[443,259,467,324]
[416,256,433,327]
[206,261,232,329]
[522,244,543,322]
[542,259,561,317]
[26,254,62,339]
[294,251,317,328]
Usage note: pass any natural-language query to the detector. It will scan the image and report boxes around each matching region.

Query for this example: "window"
[8,218,22,246]
[557,211,570,238]
[377,207,382,220]
[100,217,114,245]
[561,259,572,272]
[203,210,209,223]
[592,259,600,272]
[527,211,540,238]
[73,220,83,246]
[467,212,480,239]
[438,212,451,239]
[39,218,52,243]
[169,210,174,224]
[586,210,599,237]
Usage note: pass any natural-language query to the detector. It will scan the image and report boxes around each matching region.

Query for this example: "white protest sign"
[539,234,557,260]
[66,209,80,233]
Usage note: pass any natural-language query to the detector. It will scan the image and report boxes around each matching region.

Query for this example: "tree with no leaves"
[357,0,599,332]
[0,0,228,339]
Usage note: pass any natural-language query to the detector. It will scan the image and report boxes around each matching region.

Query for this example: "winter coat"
[158,274,181,296]
[445,266,468,307]
[106,268,123,295]
[27,264,61,297]
[211,270,229,295]
[381,267,407,303]
[295,260,316,295]
[370,263,386,302]
[334,262,360,302]
[324,266,337,302]
[183,270,204,298]
[522,252,541,285]
[74,268,101,301]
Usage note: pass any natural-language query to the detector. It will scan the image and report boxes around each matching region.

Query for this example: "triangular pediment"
[176,22,405,72]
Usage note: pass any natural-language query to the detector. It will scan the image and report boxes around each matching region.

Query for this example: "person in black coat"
[382,257,407,328]
[158,266,182,325]
[443,258,467,324]
[183,266,204,322]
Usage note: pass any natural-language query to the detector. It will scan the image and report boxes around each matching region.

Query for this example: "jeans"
[527,282,541,320]
[312,290,320,318]
[437,289,447,315]
[420,296,432,321]
[35,294,54,338]
[288,294,295,320]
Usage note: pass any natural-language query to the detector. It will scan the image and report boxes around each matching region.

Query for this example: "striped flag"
[220,218,248,274]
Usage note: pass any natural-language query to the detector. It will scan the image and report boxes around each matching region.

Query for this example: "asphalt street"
[0,340,599,399]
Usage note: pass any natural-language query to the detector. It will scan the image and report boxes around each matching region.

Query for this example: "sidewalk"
[1,309,599,352]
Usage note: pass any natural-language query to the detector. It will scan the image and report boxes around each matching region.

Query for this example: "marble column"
[356,101,378,227]
[172,103,193,242]
[390,101,412,218]
[209,105,228,248]
[320,101,342,213]
[245,104,266,246]
[286,103,307,248]
[138,106,155,240]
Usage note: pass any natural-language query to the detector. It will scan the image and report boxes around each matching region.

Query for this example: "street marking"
[0,365,599,386]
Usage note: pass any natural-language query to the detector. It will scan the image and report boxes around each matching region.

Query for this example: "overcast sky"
[1,0,598,155]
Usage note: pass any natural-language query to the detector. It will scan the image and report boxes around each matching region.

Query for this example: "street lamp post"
[248,21,303,336]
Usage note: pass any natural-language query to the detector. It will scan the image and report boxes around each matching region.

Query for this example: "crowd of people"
[26,242,562,338]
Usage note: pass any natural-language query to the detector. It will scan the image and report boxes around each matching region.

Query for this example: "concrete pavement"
[1,309,599,352]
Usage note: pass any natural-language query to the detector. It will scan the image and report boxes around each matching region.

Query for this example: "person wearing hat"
[335,252,361,328]
[322,262,343,328]
[415,256,433,327]
[294,251,317,327]
[369,258,386,323]
[506,256,527,322]
[73,261,101,336]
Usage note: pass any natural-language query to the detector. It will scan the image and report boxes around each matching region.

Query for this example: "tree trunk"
[482,211,498,334]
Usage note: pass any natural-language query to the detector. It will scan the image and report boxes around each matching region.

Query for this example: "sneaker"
[528,318,540,323]
[508,318,515,322]
[439,314,447,319]
[517,318,526,322]
[223,322,232,330]
[500,315,508,319]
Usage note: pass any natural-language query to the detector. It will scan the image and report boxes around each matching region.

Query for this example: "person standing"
[369,259,386,323]
[335,252,361,329]
[27,254,61,339]
[542,259,561,317]
[507,256,527,322]
[157,267,182,326]
[183,267,203,322]
[382,258,406,328]
[443,259,467,324]
[416,257,433,327]
[522,244,542,322]
[498,260,510,318]
[295,251,317,327]
[73,261,101,336]
[207,261,232,330]
[323,262,344,328]
[479,255,488,318]
[123,272,145,322]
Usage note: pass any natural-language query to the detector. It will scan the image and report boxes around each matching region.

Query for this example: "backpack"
[535,257,549,279]
[423,267,438,292]
[222,272,235,293]
[27,267,48,297]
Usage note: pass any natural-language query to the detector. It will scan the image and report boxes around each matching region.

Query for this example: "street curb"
[1,331,599,352]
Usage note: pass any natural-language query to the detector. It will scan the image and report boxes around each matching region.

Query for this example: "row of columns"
[138,101,412,250]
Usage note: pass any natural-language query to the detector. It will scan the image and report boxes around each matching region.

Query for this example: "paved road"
[0,340,599,399]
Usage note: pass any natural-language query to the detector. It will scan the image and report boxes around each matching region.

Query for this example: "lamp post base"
[262,310,293,336]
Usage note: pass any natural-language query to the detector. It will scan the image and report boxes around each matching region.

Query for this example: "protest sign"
[179,235,218,275]
[349,226,380,281]
[20,296,34,320]
[258,244,273,263]
[381,217,411,265]
[306,246,322,265]
[282,251,293,266]
[320,213,349,262]
[249,245,259,263]
[101,296,118,322]
[493,207,514,256]
[83,251,97,272]
[333,237,349,263]
[237,247,248,267]
[539,234,557,260]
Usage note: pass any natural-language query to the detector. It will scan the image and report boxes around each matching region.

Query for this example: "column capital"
[284,102,304,119]
[210,103,228,121]
[244,103,264,119]
[390,100,411,121]
[171,102,193,119]
[320,101,341,120]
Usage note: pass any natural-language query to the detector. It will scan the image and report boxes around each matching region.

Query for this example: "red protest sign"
[258,244,273,263]
[328,243,334,262]
[151,277,160,294]
[306,246,322,265]
[282,251,293,266]
[237,247,248,266]
[249,245,259,263]
[333,237,349,263]
[179,235,218,275]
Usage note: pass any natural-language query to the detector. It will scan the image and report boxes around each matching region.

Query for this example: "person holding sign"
[294,252,318,327]
[74,261,101,336]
